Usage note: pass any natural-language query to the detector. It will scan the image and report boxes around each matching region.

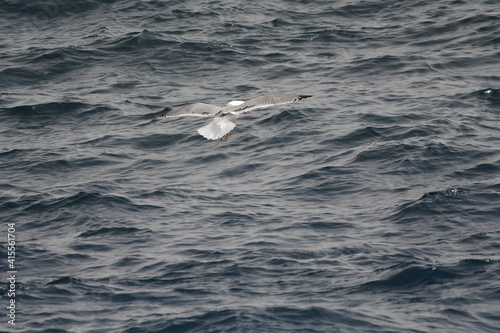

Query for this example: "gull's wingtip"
[157,110,171,118]
[298,95,312,100]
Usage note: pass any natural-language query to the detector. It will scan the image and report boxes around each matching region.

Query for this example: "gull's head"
[227,100,245,106]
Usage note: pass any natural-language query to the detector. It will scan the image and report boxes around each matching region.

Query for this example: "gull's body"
[158,94,312,141]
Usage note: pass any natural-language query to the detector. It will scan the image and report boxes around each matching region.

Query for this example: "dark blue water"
[1,1,500,332]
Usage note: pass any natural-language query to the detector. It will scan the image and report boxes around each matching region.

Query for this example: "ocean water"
[1,0,500,332]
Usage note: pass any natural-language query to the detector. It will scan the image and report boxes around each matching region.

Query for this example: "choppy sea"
[1,1,500,332]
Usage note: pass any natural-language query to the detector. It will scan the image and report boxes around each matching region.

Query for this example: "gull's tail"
[197,117,236,140]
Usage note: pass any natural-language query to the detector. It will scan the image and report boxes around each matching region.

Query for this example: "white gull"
[158,94,312,141]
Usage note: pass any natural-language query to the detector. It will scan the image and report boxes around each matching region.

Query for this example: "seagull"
[158,94,312,141]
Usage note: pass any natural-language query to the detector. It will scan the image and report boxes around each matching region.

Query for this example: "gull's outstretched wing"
[219,94,312,115]
[158,103,222,118]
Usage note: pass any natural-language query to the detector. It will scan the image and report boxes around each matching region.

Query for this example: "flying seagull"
[158,94,312,141]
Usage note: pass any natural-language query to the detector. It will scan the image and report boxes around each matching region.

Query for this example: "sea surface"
[1,1,500,332]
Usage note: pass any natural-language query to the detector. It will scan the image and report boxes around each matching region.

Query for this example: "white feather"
[226,100,245,106]
[197,116,237,140]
